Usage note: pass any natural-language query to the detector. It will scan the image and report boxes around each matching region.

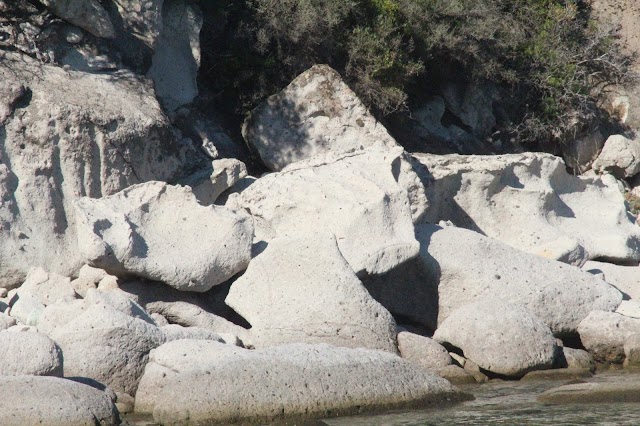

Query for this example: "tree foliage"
[200,0,635,147]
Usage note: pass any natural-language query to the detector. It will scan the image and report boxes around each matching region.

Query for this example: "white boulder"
[17,268,77,306]
[0,331,62,376]
[434,300,558,377]
[161,325,225,343]
[226,235,397,352]
[420,224,622,335]
[135,341,469,424]
[577,310,640,363]
[74,182,253,292]
[583,260,640,301]
[242,64,397,171]
[415,152,640,264]
[0,376,119,426]
[147,0,203,111]
[40,0,115,39]
[397,331,452,370]
[51,303,165,395]
[592,134,640,178]
[227,148,420,275]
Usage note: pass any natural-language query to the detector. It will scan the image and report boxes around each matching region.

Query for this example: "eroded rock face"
[434,300,558,378]
[226,235,398,352]
[242,64,398,171]
[74,182,253,292]
[227,148,421,275]
[415,152,640,264]
[0,51,199,288]
[0,376,119,426]
[135,341,469,424]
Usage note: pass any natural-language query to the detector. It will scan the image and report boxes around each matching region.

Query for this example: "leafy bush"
[199,0,634,147]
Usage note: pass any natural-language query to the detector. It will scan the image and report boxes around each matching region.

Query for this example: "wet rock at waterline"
[226,235,398,352]
[434,300,558,378]
[136,341,471,424]
[75,182,253,292]
[0,376,119,426]
[539,379,640,404]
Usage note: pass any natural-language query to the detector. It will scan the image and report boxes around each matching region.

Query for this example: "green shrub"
[199,0,634,148]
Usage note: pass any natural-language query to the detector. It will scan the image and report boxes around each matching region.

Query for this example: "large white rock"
[40,0,116,39]
[592,134,640,178]
[242,64,398,171]
[226,235,397,352]
[577,310,640,363]
[415,152,640,263]
[0,331,62,376]
[421,225,622,335]
[36,299,89,337]
[0,51,200,288]
[584,261,640,301]
[135,341,469,424]
[0,376,119,426]
[227,148,420,275]
[75,182,253,292]
[147,0,202,111]
[51,303,165,395]
[433,300,558,377]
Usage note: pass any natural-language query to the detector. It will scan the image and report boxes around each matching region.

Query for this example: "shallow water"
[125,370,640,425]
[321,371,640,426]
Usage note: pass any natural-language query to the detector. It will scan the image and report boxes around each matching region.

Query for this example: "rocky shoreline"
[3,1,640,425]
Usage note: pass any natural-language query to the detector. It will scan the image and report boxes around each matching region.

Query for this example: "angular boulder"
[51,303,165,395]
[40,0,116,39]
[135,341,470,424]
[397,331,452,370]
[592,134,640,178]
[0,331,63,376]
[242,64,398,171]
[0,51,200,288]
[415,152,640,263]
[147,0,203,111]
[433,300,558,378]
[226,235,397,352]
[75,182,253,292]
[421,225,623,335]
[227,148,420,275]
[577,310,640,363]
[0,376,119,426]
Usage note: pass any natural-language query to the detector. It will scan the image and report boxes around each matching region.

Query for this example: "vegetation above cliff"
[200,0,635,148]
